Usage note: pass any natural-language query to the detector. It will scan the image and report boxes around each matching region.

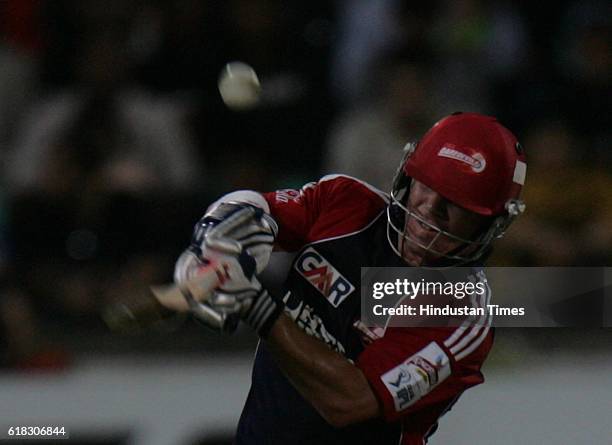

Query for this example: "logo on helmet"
[437,145,486,173]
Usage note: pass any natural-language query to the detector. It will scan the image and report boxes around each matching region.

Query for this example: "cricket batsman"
[173,112,527,444]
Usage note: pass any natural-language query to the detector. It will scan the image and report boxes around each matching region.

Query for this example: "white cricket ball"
[218,61,261,111]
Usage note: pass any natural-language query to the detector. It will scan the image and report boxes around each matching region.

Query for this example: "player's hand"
[192,202,277,273]
[173,202,280,334]
[208,275,284,337]
[176,250,283,335]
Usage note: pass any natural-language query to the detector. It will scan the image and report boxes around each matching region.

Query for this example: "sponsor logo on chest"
[294,247,355,307]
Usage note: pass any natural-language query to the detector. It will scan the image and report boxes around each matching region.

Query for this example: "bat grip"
[102,294,176,332]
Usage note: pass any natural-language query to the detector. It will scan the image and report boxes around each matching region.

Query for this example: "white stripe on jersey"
[443,278,492,361]
[455,316,492,361]
[308,209,386,247]
[316,174,390,203]
[448,285,488,354]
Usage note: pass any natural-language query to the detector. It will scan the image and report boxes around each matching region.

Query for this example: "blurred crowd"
[0,0,610,368]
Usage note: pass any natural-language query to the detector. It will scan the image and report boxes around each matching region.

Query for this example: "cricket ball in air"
[218,61,261,110]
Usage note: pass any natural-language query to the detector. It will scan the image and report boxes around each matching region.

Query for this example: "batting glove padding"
[245,289,283,337]
[173,201,282,334]
[208,283,284,337]
[192,202,277,273]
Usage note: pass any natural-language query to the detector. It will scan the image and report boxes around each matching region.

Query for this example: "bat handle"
[151,260,226,311]
[102,294,176,332]
[103,260,227,332]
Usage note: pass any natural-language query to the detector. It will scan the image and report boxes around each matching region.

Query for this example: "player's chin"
[402,240,456,267]
[401,242,428,267]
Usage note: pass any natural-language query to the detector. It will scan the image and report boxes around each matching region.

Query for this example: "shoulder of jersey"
[303,174,389,240]
[309,174,389,209]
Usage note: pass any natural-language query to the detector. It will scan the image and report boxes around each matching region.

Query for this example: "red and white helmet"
[387,112,527,265]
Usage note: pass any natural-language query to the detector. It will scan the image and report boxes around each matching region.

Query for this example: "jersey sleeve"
[356,326,493,423]
[262,175,388,252]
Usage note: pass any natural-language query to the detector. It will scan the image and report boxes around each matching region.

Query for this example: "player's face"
[401,180,491,266]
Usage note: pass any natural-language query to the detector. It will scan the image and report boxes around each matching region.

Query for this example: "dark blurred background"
[0,1,609,444]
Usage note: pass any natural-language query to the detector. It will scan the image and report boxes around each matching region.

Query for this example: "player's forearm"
[265,314,380,427]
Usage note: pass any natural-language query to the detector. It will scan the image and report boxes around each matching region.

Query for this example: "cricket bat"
[103,259,230,332]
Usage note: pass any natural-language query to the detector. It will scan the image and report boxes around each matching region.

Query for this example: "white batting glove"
[208,277,284,337]
[174,202,282,335]
[175,202,277,283]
